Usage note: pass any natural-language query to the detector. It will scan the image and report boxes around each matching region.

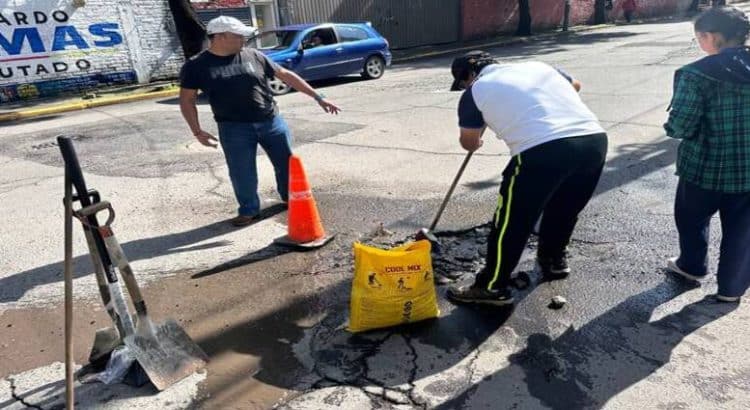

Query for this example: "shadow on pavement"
[0,376,157,410]
[436,279,737,409]
[190,242,293,279]
[596,138,678,196]
[0,203,287,305]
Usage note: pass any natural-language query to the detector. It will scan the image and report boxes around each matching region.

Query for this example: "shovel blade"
[124,319,208,391]
[416,228,442,252]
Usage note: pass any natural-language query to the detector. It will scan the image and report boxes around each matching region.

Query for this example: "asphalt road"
[1,11,749,410]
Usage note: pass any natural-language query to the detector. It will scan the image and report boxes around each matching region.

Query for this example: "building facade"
[276,0,462,49]
[0,0,185,103]
[191,0,279,31]
[462,0,695,40]
[278,0,697,46]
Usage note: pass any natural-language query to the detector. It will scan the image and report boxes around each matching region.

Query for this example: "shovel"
[58,136,207,390]
[79,201,208,390]
[58,137,135,364]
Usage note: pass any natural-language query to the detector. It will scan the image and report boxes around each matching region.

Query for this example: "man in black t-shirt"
[179,16,340,227]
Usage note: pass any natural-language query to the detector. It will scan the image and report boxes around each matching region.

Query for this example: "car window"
[258,30,300,50]
[337,26,370,42]
[301,28,337,49]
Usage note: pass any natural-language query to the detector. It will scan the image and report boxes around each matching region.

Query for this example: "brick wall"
[131,0,185,81]
[190,0,247,10]
[462,0,518,40]
[462,0,694,40]
[0,0,184,103]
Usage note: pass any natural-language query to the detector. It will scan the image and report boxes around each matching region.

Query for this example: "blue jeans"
[218,116,292,217]
[675,179,750,297]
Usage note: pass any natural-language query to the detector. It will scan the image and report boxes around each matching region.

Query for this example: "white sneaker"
[667,257,705,281]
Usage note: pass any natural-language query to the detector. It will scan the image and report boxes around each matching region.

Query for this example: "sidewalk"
[0,81,179,123]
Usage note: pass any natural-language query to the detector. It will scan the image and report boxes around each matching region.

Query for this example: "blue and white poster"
[0,0,137,102]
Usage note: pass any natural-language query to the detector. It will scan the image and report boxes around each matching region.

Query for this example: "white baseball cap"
[206,16,258,37]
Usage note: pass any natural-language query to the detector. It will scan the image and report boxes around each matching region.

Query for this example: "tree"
[516,0,532,36]
[167,0,206,59]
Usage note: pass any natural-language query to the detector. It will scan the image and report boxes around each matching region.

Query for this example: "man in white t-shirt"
[446,51,608,306]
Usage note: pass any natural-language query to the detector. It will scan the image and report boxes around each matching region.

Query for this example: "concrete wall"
[462,0,694,40]
[0,0,184,103]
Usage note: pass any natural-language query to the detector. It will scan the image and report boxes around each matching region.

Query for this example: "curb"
[0,87,180,123]
[392,24,612,63]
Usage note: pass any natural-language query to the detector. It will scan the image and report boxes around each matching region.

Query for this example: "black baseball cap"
[450,50,493,91]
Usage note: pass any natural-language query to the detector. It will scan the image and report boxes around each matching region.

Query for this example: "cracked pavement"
[3,11,750,410]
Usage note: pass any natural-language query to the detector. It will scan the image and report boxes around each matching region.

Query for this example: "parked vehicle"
[255,23,392,95]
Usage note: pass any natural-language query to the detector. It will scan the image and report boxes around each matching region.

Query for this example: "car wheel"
[268,78,291,95]
[362,55,385,80]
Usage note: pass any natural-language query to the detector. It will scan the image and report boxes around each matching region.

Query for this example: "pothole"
[29,134,91,151]
[431,224,491,281]
[285,223,536,407]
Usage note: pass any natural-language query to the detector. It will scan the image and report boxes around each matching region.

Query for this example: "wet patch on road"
[276,224,539,408]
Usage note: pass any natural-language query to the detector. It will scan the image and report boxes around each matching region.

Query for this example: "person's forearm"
[459,127,486,152]
[180,100,201,134]
[279,71,320,99]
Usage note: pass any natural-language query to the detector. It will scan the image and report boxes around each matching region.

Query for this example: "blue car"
[256,23,392,95]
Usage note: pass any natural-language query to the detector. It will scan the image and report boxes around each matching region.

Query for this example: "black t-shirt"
[180,48,282,123]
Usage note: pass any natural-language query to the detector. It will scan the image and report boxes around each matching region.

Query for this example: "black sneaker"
[230,214,259,227]
[446,285,514,306]
[537,254,571,281]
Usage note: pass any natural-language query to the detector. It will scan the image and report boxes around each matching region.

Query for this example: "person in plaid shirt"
[664,6,750,302]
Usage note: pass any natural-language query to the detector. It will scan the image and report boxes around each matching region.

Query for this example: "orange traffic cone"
[274,155,334,249]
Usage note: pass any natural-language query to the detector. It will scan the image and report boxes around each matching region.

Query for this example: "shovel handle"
[76,201,115,227]
[428,151,474,231]
[80,228,130,336]
[58,137,89,205]
[98,227,149,317]
[58,137,117,281]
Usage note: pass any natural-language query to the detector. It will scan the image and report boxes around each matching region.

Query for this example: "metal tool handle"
[63,164,75,410]
[428,151,474,231]
[77,201,115,227]
[57,136,117,281]
[57,137,94,208]
[98,226,149,318]
[59,136,134,338]
[81,226,132,337]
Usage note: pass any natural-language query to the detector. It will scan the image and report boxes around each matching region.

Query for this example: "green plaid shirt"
[665,66,750,193]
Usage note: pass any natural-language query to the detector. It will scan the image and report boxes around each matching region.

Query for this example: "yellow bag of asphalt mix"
[348,240,440,333]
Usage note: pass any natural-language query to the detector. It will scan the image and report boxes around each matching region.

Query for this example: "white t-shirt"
[458,62,605,155]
